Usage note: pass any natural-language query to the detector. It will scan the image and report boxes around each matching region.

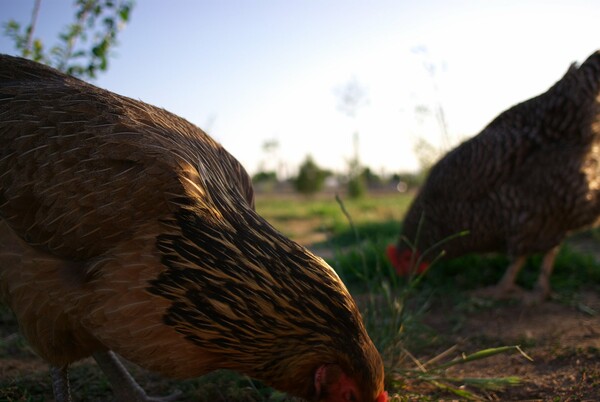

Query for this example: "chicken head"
[386,245,429,276]
[315,364,388,402]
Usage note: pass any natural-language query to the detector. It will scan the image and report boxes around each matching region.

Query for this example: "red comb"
[386,244,400,268]
[376,391,389,402]
[386,244,429,276]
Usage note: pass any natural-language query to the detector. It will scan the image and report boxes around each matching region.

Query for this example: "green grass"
[255,192,413,238]
[321,214,600,297]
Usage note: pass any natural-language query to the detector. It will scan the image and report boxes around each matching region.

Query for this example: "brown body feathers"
[0,55,385,401]
[390,50,600,300]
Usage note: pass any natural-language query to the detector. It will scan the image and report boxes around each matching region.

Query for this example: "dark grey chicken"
[388,50,600,302]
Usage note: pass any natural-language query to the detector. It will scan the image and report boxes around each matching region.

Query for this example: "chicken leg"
[51,366,72,402]
[529,245,559,302]
[93,351,181,402]
[475,246,559,303]
[495,255,528,295]
[473,255,528,299]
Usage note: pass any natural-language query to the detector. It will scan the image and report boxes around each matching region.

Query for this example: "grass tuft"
[330,195,532,400]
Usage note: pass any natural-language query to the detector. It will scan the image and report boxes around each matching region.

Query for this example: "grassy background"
[257,192,600,295]
[1,191,599,401]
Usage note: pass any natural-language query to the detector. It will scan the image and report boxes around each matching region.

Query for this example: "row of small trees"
[251,70,446,198]
[252,154,425,198]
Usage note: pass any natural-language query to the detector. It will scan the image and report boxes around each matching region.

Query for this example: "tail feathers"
[489,49,600,143]
[549,50,600,101]
[576,50,600,96]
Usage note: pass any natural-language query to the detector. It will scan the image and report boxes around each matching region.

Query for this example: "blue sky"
[2,0,600,177]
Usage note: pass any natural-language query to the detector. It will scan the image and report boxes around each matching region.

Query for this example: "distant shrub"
[293,155,329,195]
[347,176,366,199]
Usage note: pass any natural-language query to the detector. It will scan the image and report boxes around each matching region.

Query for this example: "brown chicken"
[0,55,388,402]
[388,50,600,302]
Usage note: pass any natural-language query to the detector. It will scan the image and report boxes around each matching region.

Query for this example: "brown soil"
[411,290,600,401]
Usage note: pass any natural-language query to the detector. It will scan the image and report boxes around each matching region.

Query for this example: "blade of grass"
[429,345,533,371]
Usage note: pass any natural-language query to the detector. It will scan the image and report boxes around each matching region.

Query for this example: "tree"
[335,78,368,198]
[413,137,442,182]
[411,45,452,177]
[252,171,277,193]
[334,77,368,118]
[253,139,282,192]
[293,155,329,196]
[346,132,366,198]
[256,139,281,178]
[361,166,382,187]
[3,0,134,80]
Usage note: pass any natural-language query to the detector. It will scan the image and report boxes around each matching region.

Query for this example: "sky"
[2,0,600,177]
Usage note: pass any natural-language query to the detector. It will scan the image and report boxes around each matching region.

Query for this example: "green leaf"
[4,19,21,34]
[31,39,45,61]
[119,5,131,22]
[103,17,114,29]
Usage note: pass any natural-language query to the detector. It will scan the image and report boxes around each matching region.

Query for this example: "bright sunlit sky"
[2,0,600,177]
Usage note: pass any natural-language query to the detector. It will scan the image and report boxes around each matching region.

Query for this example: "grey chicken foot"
[94,351,181,402]
[473,247,558,304]
[472,256,527,299]
[472,283,528,299]
[522,246,559,305]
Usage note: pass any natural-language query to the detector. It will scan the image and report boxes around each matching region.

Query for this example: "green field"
[254,191,412,242]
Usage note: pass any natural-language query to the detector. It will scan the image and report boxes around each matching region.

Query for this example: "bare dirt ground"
[412,289,600,401]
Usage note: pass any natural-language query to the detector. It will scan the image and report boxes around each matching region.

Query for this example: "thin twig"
[25,0,42,53]
[335,193,367,273]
